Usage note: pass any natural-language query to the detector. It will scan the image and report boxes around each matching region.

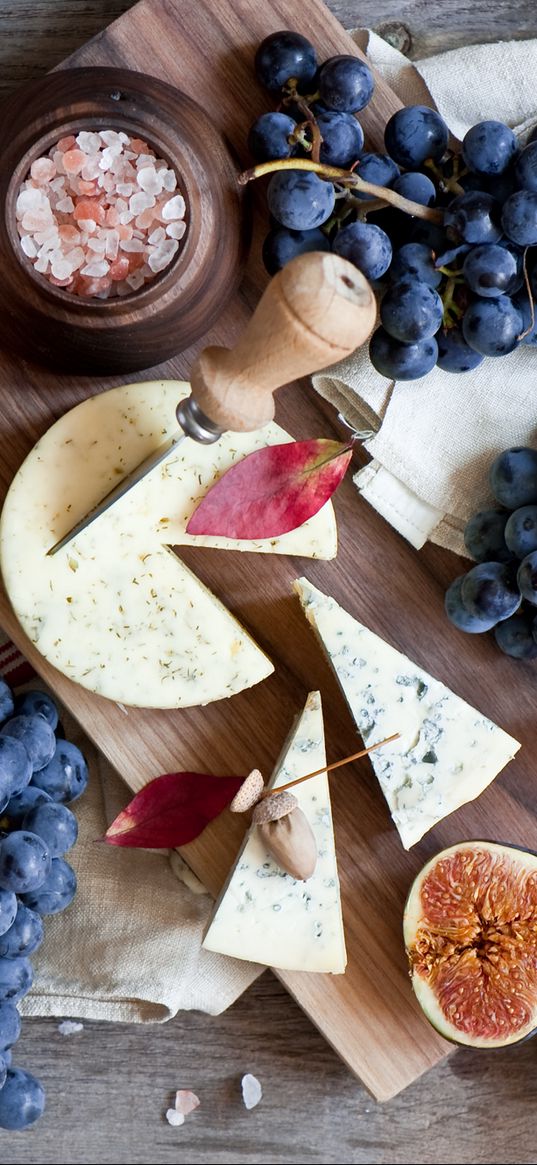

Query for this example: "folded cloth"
[313,32,537,557]
[0,637,261,1023]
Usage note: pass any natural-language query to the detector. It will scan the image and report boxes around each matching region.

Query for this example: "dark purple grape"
[464,509,511,563]
[445,575,498,634]
[495,613,537,659]
[332,221,392,281]
[436,325,485,373]
[380,277,443,343]
[501,190,537,245]
[462,295,523,357]
[384,105,448,167]
[392,171,436,207]
[0,1067,45,1129]
[505,505,537,557]
[315,110,364,168]
[254,31,317,92]
[318,55,374,114]
[247,112,297,162]
[461,562,521,622]
[462,120,518,175]
[369,328,438,380]
[266,170,335,230]
[389,243,442,288]
[490,447,537,508]
[445,191,502,245]
[354,152,399,199]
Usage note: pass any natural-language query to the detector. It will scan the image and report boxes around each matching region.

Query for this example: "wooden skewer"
[260,732,401,799]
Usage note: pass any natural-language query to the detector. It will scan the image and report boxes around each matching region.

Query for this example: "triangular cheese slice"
[203,691,347,973]
[294,577,521,849]
[0,381,337,708]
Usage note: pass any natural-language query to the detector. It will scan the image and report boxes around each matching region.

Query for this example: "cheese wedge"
[203,691,347,973]
[294,577,521,849]
[0,382,337,708]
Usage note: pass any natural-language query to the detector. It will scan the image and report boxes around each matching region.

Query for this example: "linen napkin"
[0,638,260,1023]
[313,32,537,556]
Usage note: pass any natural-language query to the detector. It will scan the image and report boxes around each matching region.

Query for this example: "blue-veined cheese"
[0,382,337,708]
[202,691,347,973]
[294,577,521,849]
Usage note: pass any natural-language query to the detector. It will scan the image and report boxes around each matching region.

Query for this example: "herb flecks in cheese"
[0,382,337,708]
[202,691,347,973]
[294,577,521,849]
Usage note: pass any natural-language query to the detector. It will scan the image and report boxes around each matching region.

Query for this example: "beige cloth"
[12,681,260,1023]
[313,32,537,556]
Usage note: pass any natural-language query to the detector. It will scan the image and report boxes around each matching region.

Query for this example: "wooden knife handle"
[188,251,377,433]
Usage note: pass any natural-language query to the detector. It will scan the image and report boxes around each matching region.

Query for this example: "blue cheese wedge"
[0,382,337,708]
[294,578,521,849]
[202,691,347,973]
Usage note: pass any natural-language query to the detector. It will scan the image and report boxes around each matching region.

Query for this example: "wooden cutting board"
[0,0,534,1103]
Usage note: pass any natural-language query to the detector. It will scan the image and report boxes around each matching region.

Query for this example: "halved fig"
[404,841,537,1048]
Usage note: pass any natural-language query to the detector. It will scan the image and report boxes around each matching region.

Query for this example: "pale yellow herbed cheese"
[0,381,337,708]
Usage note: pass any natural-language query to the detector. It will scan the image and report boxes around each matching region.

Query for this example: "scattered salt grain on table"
[15,129,187,299]
[58,1020,84,1036]
[241,1073,262,1110]
[165,1089,200,1127]
[166,1109,185,1127]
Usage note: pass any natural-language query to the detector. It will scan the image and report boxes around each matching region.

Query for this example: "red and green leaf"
[186,438,353,540]
[104,771,244,848]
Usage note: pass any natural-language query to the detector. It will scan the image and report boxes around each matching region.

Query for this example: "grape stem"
[281,84,322,164]
[518,247,535,341]
[238,158,445,224]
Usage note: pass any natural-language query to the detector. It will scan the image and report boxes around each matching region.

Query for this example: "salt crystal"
[100,129,122,146]
[109,256,129,281]
[149,227,166,244]
[21,210,53,232]
[81,156,101,181]
[74,201,105,225]
[58,224,81,243]
[63,149,88,175]
[51,256,73,280]
[52,151,67,174]
[34,254,49,273]
[76,131,102,154]
[115,198,128,213]
[130,191,155,215]
[77,218,97,232]
[174,1091,200,1116]
[49,177,66,192]
[132,227,144,239]
[148,238,179,272]
[31,157,56,184]
[105,207,119,227]
[161,169,178,192]
[241,1073,262,1110]
[80,260,110,277]
[137,165,163,195]
[87,237,106,254]
[65,247,85,272]
[100,145,121,170]
[120,238,144,252]
[117,223,133,240]
[16,187,49,217]
[99,173,116,193]
[105,229,119,260]
[116,183,135,197]
[56,196,75,213]
[119,210,135,225]
[129,138,149,154]
[20,235,37,258]
[58,1020,84,1036]
[136,153,155,168]
[135,208,157,229]
[161,194,186,221]
[57,135,76,152]
[166,220,186,240]
[34,226,58,245]
[165,1110,185,1127]
[78,180,98,196]
[125,269,145,290]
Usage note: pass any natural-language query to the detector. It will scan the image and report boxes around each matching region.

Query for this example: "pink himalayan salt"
[16,129,186,299]
[63,149,88,175]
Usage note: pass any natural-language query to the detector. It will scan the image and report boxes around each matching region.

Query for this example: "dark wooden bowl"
[0,67,248,374]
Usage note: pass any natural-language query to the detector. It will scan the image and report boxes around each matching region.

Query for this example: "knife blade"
[46,252,377,557]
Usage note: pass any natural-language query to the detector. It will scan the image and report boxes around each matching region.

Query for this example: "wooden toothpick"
[260,732,401,799]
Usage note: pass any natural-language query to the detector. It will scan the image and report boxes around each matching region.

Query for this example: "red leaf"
[104,771,244,848]
[186,438,353,539]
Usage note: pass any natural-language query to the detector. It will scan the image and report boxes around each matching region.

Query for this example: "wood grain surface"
[1,3,537,1164]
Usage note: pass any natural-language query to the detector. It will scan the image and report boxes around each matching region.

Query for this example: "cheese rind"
[202,691,347,973]
[294,577,521,849]
[0,382,337,708]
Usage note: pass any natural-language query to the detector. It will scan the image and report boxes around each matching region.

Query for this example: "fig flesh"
[404,841,537,1048]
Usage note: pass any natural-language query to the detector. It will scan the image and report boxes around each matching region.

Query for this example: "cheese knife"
[47,251,376,555]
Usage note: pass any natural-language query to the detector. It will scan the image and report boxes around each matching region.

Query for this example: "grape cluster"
[445,447,537,659]
[0,684,88,1130]
[248,30,537,380]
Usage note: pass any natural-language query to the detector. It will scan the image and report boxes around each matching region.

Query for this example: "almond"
[257,806,317,880]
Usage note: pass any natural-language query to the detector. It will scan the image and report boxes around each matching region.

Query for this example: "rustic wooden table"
[2,3,537,1163]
